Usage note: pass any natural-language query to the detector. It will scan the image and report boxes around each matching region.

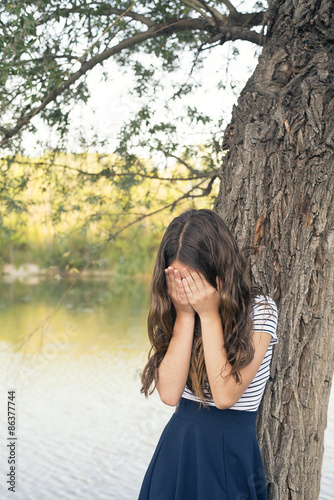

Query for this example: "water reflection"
[0,278,332,499]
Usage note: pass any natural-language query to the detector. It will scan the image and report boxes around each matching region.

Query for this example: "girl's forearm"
[156,313,195,406]
[200,312,238,409]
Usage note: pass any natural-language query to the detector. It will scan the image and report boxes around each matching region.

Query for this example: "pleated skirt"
[138,397,268,500]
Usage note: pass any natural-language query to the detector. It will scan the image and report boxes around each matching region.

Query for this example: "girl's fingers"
[169,266,175,284]
[182,276,193,298]
[165,267,174,295]
[174,269,189,300]
[192,269,206,289]
[172,269,180,293]
[164,268,171,289]
[183,267,204,292]
[165,267,193,313]
[173,268,180,280]
[182,267,195,292]
[173,269,181,287]
[165,267,185,298]
[176,277,187,297]
[167,266,176,291]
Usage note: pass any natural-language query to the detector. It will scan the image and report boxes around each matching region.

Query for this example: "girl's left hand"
[181,268,221,318]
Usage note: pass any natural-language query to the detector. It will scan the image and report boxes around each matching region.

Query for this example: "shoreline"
[0,263,152,284]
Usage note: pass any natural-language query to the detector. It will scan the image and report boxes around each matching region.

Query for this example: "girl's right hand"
[165,266,195,316]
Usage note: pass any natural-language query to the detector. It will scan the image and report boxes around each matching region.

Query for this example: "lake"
[0,277,332,499]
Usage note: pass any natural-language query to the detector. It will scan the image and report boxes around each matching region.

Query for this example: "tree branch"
[180,0,264,26]
[2,54,80,67]
[8,158,216,181]
[166,153,199,174]
[51,161,215,182]
[217,0,239,17]
[0,17,263,147]
[38,4,155,28]
[196,0,233,25]
[208,25,262,45]
[233,11,265,27]
[181,0,217,25]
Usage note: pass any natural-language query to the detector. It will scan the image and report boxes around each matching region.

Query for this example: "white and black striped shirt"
[181,295,278,411]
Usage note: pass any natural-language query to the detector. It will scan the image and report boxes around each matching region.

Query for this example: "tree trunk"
[214,0,334,498]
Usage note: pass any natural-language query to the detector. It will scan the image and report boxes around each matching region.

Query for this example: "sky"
[22,37,262,158]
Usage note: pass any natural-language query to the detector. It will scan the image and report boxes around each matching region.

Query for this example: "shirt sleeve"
[251,295,278,344]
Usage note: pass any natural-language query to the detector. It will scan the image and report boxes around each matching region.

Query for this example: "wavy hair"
[140,208,269,404]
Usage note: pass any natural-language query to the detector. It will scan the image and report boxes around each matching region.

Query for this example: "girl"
[139,209,278,500]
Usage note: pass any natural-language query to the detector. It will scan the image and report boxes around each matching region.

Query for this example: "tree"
[214,1,334,497]
[1,1,333,497]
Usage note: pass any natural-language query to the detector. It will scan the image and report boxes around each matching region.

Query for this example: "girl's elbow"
[157,388,180,407]
[214,395,235,410]
[160,394,180,407]
[215,400,231,410]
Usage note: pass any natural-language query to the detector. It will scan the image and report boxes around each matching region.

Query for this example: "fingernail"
[183,268,189,275]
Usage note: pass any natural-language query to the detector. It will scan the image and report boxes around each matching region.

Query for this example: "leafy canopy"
[0,0,266,264]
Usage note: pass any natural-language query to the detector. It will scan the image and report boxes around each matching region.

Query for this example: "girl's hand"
[181,268,221,319]
[165,266,195,316]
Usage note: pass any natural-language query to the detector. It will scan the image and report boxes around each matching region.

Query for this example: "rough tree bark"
[214,0,334,498]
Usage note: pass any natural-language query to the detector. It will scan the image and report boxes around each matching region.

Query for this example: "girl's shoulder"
[250,295,278,343]
[251,294,277,312]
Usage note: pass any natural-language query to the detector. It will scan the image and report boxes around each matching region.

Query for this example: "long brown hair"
[140,209,268,404]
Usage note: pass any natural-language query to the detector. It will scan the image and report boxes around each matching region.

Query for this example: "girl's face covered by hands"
[166,260,222,318]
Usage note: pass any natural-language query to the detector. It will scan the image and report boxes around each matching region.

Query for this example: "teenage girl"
[139,209,278,500]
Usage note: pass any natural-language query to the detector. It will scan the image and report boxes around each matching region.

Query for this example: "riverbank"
[0,262,152,284]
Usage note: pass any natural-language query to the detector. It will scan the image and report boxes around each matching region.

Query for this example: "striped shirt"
[181,295,278,411]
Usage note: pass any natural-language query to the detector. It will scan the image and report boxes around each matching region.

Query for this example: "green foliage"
[0,152,219,276]
[0,1,264,270]
[1,1,209,148]
[0,0,264,151]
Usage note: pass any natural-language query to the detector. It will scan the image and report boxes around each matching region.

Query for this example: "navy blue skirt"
[138,397,268,500]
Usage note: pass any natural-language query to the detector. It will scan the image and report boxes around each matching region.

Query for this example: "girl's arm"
[155,267,195,406]
[181,268,272,410]
[156,312,195,406]
[200,313,271,409]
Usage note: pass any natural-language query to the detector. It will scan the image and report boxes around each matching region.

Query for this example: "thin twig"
[37,4,155,28]
[5,158,212,181]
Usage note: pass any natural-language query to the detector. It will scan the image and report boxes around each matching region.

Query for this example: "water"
[0,277,332,499]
